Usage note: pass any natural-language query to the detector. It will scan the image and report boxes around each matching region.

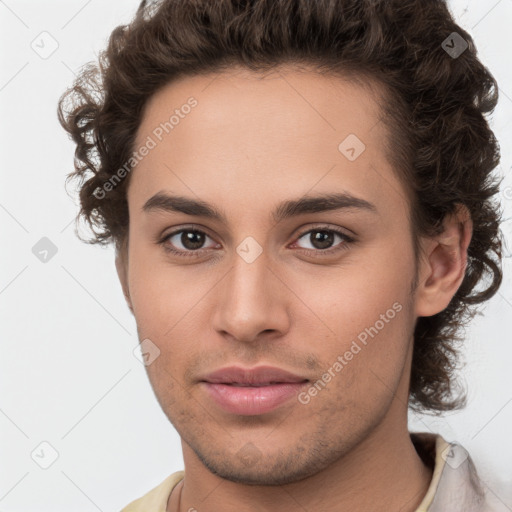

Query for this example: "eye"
[158,228,219,257]
[291,226,355,255]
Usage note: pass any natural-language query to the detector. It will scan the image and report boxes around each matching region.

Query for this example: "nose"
[211,246,291,344]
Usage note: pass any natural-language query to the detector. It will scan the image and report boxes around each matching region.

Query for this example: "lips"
[200,365,309,386]
[200,366,309,415]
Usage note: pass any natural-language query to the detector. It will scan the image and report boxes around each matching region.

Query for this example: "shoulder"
[120,470,185,512]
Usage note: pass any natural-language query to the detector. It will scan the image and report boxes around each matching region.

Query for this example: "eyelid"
[293,223,354,240]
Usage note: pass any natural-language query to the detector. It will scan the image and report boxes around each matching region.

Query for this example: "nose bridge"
[212,242,289,341]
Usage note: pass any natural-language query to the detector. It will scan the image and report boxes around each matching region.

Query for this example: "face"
[120,66,422,485]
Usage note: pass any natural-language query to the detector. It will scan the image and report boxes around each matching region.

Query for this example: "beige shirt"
[120,433,495,511]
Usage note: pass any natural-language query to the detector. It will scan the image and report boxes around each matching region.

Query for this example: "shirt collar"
[411,432,490,511]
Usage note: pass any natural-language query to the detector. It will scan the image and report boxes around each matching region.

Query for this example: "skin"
[115,65,473,512]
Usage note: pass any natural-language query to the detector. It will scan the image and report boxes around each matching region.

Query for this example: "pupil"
[311,231,333,249]
[182,231,205,250]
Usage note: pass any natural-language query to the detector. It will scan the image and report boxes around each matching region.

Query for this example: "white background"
[1,1,511,510]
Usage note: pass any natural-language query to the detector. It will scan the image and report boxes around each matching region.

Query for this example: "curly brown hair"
[57,0,504,413]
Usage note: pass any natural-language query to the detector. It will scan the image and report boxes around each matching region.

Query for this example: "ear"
[414,203,473,317]
[115,238,134,315]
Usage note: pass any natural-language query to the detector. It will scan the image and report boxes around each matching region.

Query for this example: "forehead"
[134,65,384,149]
[129,66,409,223]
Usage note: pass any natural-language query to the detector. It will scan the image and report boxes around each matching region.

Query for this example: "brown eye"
[159,229,218,256]
[293,227,355,255]
[178,230,207,250]
[305,230,335,250]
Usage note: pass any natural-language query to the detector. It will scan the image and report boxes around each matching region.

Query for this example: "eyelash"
[157,225,355,258]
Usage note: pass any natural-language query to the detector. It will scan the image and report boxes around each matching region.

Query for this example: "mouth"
[199,366,310,415]
[201,381,309,415]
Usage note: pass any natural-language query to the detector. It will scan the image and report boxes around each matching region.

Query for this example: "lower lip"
[202,381,308,415]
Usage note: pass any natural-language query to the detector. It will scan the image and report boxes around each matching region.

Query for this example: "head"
[58,0,503,485]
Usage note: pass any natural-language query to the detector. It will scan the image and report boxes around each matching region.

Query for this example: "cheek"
[292,253,414,401]
[298,302,412,432]
[127,242,202,335]
[127,243,211,376]
[289,248,412,342]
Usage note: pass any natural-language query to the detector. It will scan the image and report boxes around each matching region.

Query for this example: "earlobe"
[115,240,134,315]
[414,203,473,318]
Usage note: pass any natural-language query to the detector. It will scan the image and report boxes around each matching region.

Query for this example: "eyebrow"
[142,191,378,224]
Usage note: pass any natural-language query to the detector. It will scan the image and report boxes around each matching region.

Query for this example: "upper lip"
[200,365,309,385]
